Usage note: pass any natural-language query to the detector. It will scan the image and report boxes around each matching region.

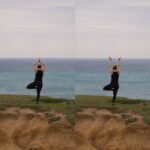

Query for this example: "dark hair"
[113,65,117,70]
[37,65,42,69]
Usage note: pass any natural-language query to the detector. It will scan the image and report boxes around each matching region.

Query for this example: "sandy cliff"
[0,107,150,150]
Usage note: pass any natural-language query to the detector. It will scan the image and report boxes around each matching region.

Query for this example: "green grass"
[0,94,75,124]
[76,95,150,125]
[0,94,150,125]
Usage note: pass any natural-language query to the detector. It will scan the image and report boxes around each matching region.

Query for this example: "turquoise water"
[76,59,150,100]
[0,59,75,99]
[0,58,150,100]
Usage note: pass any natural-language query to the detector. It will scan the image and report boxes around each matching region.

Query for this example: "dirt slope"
[75,108,150,150]
[0,107,75,150]
[0,107,150,150]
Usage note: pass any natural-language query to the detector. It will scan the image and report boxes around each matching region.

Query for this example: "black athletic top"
[110,71,119,86]
[34,70,43,82]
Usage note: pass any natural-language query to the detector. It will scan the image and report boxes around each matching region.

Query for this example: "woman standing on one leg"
[27,58,46,104]
[103,57,121,105]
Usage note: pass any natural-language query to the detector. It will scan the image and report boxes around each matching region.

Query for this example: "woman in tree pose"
[103,57,121,105]
[27,58,46,104]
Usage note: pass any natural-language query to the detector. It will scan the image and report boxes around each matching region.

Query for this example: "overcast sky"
[76,0,150,58]
[0,0,150,58]
[0,0,75,58]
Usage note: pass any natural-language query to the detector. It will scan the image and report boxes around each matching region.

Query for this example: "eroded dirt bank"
[0,107,75,150]
[75,108,150,150]
[0,107,150,150]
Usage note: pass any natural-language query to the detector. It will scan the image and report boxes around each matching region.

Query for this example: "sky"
[0,0,75,58]
[0,0,150,58]
[76,0,150,58]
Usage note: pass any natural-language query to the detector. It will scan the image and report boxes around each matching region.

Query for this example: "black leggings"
[27,81,43,102]
[103,84,119,103]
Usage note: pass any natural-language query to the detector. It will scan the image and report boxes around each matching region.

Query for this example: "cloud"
[0,0,150,58]
[0,0,75,58]
[76,0,150,58]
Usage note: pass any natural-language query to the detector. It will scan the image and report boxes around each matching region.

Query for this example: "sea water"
[0,58,150,100]
[0,58,75,99]
[76,59,150,100]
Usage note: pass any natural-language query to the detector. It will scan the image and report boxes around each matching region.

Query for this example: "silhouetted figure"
[103,57,121,105]
[27,58,46,104]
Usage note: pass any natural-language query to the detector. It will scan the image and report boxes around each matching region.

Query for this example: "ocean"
[0,58,150,100]
[0,58,75,99]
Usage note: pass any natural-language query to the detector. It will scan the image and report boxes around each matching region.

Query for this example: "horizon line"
[0,57,150,59]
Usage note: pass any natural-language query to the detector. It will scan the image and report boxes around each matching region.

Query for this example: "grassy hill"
[0,94,150,124]
[76,95,150,124]
[0,94,150,149]
[0,94,75,124]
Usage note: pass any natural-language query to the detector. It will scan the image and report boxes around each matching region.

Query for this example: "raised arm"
[33,62,38,72]
[108,57,113,74]
[41,62,46,72]
[38,58,46,72]
[32,58,46,72]
[117,57,121,73]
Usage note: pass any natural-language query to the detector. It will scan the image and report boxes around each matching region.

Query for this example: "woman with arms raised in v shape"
[103,57,121,105]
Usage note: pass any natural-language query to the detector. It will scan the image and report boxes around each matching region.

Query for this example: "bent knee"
[26,86,30,89]
[103,86,108,90]
[27,85,32,89]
